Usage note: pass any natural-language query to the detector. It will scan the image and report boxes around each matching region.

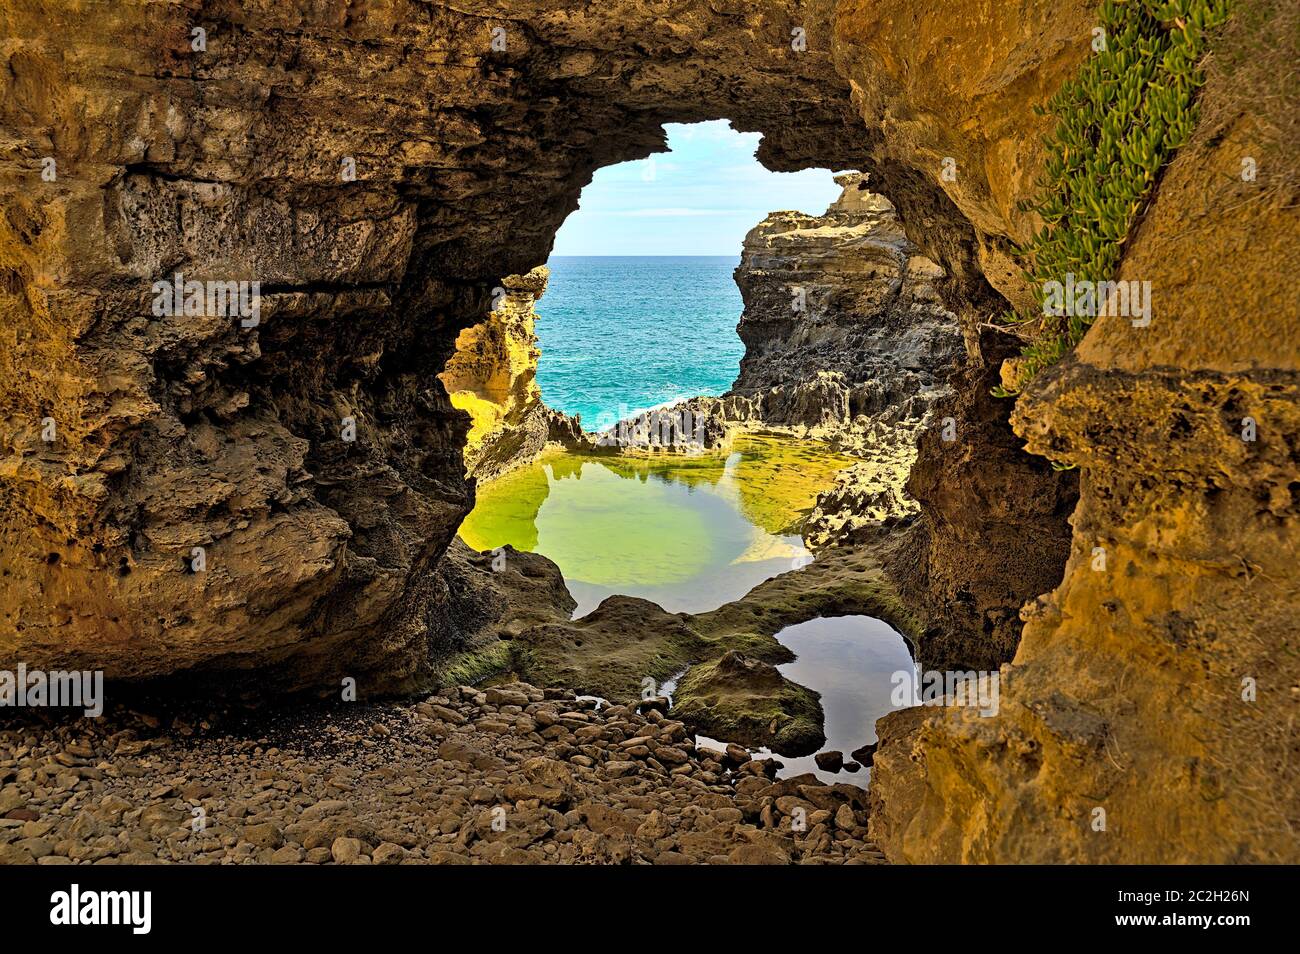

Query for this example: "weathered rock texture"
[438,267,583,481]
[0,0,1294,865]
[889,335,1079,672]
[0,0,1081,692]
[685,173,964,546]
[869,9,1300,863]
[642,171,1069,671]
[0,0,878,691]
[730,174,958,412]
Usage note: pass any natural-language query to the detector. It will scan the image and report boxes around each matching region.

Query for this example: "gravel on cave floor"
[0,682,885,865]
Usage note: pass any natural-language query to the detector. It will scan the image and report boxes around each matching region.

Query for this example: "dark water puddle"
[699,615,917,786]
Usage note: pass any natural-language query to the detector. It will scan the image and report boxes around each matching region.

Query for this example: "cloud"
[552,121,839,254]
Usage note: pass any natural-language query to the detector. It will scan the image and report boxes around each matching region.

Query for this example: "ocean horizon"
[535,255,746,426]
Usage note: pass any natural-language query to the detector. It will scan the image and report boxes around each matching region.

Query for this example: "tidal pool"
[699,615,917,786]
[458,435,854,617]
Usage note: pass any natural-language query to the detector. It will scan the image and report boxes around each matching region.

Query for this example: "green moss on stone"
[672,651,826,757]
[434,641,517,688]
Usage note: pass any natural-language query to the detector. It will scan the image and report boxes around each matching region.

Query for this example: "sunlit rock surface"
[691,173,964,547]
[439,267,584,481]
[868,10,1300,863]
[0,0,1294,864]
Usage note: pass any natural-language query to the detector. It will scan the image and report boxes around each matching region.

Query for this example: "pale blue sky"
[551,120,843,257]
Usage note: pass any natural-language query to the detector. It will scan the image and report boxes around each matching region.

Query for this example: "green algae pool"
[459,435,854,617]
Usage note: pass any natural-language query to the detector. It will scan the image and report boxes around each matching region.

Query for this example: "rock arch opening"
[8,0,1288,865]
[1,1,1071,696]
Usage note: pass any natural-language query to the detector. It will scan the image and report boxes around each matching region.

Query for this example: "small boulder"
[635,696,671,716]
[484,686,531,707]
[725,743,751,766]
[331,837,364,864]
[241,822,284,848]
[372,842,406,865]
[814,750,844,772]
[850,742,877,766]
[727,843,790,865]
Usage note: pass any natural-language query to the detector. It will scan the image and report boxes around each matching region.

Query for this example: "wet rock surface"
[637,175,965,547]
[672,651,825,757]
[0,682,882,865]
[436,538,914,753]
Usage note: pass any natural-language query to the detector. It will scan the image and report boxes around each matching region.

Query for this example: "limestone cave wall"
[3,0,1073,692]
[2,0,1294,864]
[868,7,1300,861]
[0,0,875,692]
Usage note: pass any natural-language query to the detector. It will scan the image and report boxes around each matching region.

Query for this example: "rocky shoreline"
[574,175,965,549]
[0,681,882,865]
[427,177,961,778]
[432,538,913,762]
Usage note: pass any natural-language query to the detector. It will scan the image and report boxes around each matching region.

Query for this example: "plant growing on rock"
[994,0,1235,395]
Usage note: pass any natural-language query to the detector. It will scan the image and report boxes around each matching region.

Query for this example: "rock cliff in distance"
[439,267,584,482]
[696,172,964,546]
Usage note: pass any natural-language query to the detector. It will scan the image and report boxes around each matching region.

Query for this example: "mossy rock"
[513,595,712,702]
[479,541,914,713]
[434,641,516,688]
[672,650,825,757]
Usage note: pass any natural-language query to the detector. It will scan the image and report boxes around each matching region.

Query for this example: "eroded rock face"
[4,0,1293,868]
[730,174,958,408]
[0,0,882,691]
[833,0,1089,674]
[868,16,1300,862]
[659,173,1070,666]
[695,173,964,545]
[890,330,1079,671]
[438,267,583,481]
[1,0,1088,692]
[833,0,1097,304]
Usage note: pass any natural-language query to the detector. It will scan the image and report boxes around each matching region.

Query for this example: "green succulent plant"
[995,0,1234,394]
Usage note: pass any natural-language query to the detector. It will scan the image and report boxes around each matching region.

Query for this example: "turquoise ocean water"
[535,256,745,427]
